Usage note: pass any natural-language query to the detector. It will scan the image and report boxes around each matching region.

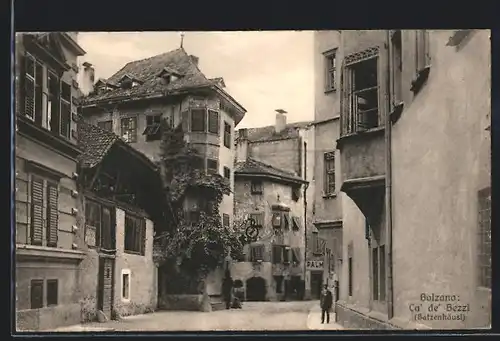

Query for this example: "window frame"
[249,212,264,228]
[207,158,219,175]
[121,269,131,302]
[223,166,231,180]
[223,121,232,148]
[46,279,58,306]
[324,49,337,92]
[190,108,207,132]
[251,180,263,195]
[208,109,220,134]
[250,244,264,262]
[120,117,138,143]
[222,213,230,228]
[29,174,59,248]
[30,279,44,309]
[59,81,72,139]
[84,198,115,250]
[97,120,113,132]
[124,212,146,255]
[324,151,336,196]
[390,30,403,107]
[143,114,163,141]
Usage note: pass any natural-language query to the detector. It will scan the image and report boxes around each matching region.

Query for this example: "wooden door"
[97,257,114,319]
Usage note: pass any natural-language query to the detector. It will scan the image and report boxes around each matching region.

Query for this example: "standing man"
[222,269,233,309]
[320,284,333,324]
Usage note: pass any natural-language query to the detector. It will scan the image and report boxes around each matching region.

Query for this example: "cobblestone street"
[53,301,343,332]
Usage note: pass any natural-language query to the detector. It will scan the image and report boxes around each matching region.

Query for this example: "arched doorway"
[246,276,266,301]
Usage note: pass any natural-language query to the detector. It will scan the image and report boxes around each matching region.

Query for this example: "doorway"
[310,272,323,299]
[97,257,114,319]
[246,276,266,301]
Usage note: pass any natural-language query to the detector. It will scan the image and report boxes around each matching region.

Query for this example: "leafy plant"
[153,119,245,279]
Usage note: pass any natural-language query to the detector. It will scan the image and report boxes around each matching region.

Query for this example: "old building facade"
[231,112,313,301]
[77,121,166,322]
[78,47,246,306]
[14,32,86,331]
[308,30,344,300]
[322,29,491,329]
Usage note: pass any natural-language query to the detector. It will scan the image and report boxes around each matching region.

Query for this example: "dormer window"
[118,74,142,89]
[157,67,184,85]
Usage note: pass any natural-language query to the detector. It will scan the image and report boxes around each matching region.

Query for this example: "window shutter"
[208,110,219,134]
[18,54,26,117]
[30,177,44,245]
[46,183,58,247]
[25,76,35,120]
[30,279,44,309]
[377,48,388,127]
[141,219,146,256]
[101,206,112,249]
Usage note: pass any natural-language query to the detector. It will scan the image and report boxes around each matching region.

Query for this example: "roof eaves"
[234,171,308,185]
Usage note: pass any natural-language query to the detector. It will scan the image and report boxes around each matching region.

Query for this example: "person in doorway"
[320,284,333,324]
[221,269,233,310]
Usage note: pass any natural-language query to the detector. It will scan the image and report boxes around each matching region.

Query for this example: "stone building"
[322,29,491,329]
[78,47,246,309]
[14,32,86,331]
[307,31,344,300]
[231,111,312,301]
[77,121,167,321]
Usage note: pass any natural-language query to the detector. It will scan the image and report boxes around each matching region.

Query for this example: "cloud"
[77,31,314,128]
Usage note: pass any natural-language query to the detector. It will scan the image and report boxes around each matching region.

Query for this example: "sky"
[77,31,314,129]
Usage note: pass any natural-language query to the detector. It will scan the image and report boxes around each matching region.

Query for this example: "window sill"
[16,244,85,262]
[324,88,337,94]
[410,65,431,94]
[312,252,323,256]
[124,250,144,256]
[337,126,385,149]
[323,194,337,199]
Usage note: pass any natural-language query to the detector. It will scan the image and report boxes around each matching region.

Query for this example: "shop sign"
[306,260,324,270]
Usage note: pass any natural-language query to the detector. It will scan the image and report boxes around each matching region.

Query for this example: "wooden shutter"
[17,54,26,117]
[30,176,44,245]
[208,110,219,134]
[46,182,58,247]
[25,75,35,120]
[377,46,388,127]
[141,218,146,256]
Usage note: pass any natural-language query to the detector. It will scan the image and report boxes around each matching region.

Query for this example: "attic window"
[143,115,162,141]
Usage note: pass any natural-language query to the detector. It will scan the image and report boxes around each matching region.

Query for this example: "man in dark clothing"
[222,270,233,309]
[320,284,333,324]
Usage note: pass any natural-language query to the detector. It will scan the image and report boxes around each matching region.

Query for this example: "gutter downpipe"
[385,30,395,320]
[303,181,309,300]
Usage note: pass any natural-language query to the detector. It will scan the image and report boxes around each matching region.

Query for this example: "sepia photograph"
[13,30,491,332]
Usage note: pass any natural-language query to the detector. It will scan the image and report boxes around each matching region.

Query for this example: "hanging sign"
[306,260,324,270]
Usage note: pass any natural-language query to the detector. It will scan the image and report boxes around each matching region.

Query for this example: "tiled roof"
[77,121,119,168]
[238,120,313,143]
[82,48,217,104]
[235,158,306,184]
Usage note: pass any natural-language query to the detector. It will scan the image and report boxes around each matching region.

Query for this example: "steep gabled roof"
[235,158,307,185]
[82,48,213,104]
[78,120,156,170]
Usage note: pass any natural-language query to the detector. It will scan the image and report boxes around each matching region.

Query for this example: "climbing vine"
[153,119,245,278]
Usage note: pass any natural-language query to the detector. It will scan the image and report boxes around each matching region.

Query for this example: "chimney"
[275,109,287,134]
[236,128,249,162]
[189,55,199,66]
[79,61,95,96]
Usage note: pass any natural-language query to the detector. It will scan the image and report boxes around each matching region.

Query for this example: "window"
[348,256,353,297]
[143,115,162,141]
[190,109,206,132]
[251,180,263,194]
[223,166,231,180]
[291,187,300,202]
[208,109,219,134]
[249,212,264,228]
[478,187,491,288]
[272,245,283,264]
[121,117,137,143]
[124,213,145,255]
[340,47,381,135]
[84,199,114,250]
[122,270,130,301]
[60,82,72,139]
[324,49,337,92]
[324,151,335,196]
[98,120,113,132]
[390,30,403,106]
[283,246,290,264]
[207,159,218,175]
[291,216,301,231]
[274,276,284,293]
[22,53,74,137]
[372,245,386,302]
[223,121,231,148]
[30,279,44,309]
[292,247,301,263]
[222,213,230,228]
[30,176,58,247]
[411,30,431,94]
[47,279,58,306]
[250,245,264,262]
[46,71,60,132]
[271,212,282,228]
[312,232,324,255]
